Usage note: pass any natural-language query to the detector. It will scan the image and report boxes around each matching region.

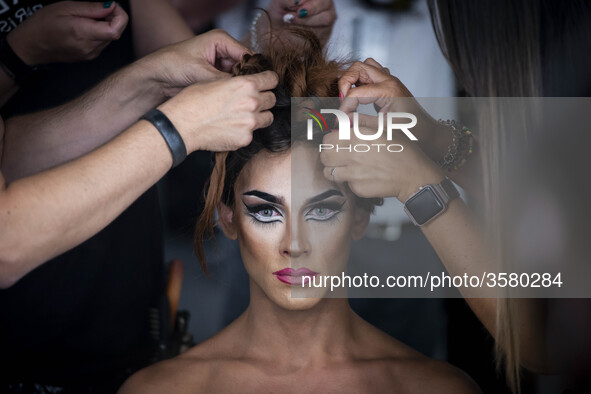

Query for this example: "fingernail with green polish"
[103,1,113,8]
[298,9,308,18]
[295,0,300,5]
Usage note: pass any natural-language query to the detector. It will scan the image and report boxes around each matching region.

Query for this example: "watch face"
[405,187,444,226]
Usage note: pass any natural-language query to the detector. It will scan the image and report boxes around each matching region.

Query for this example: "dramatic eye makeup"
[241,189,347,225]
[242,190,285,225]
[304,189,346,222]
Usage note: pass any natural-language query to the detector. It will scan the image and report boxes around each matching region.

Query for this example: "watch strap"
[433,177,460,203]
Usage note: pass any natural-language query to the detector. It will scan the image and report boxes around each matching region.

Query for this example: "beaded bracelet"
[250,10,264,52]
[437,119,474,172]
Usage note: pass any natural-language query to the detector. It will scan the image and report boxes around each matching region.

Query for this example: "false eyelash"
[243,202,284,225]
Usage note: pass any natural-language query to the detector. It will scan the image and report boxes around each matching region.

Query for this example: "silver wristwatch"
[403,177,460,226]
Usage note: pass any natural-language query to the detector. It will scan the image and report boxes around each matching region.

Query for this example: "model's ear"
[351,207,370,240]
[217,203,237,240]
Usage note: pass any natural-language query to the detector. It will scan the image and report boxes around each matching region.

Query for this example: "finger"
[78,18,126,41]
[363,57,386,71]
[216,56,239,73]
[321,128,340,146]
[339,83,396,113]
[364,58,392,76]
[66,1,117,19]
[295,0,333,20]
[319,138,353,167]
[104,5,128,37]
[320,150,352,167]
[338,61,391,98]
[322,165,347,184]
[257,91,277,112]
[243,70,279,92]
[338,95,362,115]
[292,9,335,27]
[356,113,381,129]
[195,64,232,82]
[256,110,274,129]
[213,30,252,64]
[339,89,391,114]
[363,57,392,76]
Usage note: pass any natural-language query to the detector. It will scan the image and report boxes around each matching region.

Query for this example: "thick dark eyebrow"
[243,190,283,204]
[306,189,344,205]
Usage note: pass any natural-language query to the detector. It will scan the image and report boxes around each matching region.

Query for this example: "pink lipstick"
[272,268,318,285]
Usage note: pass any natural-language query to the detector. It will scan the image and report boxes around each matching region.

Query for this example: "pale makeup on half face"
[218,143,369,310]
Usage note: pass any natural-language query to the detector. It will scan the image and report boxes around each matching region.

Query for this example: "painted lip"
[272,267,318,285]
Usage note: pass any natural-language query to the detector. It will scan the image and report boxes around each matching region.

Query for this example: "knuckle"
[210,28,225,37]
[104,30,117,41]
[352,61,364,69]
[263,112,274,127]
[71,24,83,40]
[244,114,258,130]
[243,96,259,112]
[385,79,399,90]
[270,71,279,85]
[240,77,256,91]
[111,28,122,40]
[238,132,253,147]
[267,93,277,108]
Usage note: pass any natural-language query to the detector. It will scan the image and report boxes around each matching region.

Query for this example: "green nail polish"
[295,0,300,5]
[103,1,113,8]
[298,9,308,18]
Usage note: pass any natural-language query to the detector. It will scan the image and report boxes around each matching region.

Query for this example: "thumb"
[214,33,252,65]
[66,1,116,19]
[195,63,232,83]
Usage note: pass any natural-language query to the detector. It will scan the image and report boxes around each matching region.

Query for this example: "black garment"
[0,1,164,391]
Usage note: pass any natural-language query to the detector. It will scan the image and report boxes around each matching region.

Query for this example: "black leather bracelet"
[0,36,38,86]
[140,108,187,168]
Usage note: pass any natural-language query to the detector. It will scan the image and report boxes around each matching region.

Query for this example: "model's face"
[219,143,369,310]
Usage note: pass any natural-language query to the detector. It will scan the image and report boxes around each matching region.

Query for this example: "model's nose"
[281,218,310,258]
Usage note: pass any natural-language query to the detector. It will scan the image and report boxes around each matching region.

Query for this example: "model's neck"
[234,279,359,368]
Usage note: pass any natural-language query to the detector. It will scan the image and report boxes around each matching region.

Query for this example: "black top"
[0,1,164,390]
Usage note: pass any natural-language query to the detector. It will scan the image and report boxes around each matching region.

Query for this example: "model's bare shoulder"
[385,356,482,394]
[118,331,247,394]
[118,352,214,394]
[360,330,481,394]
[425,358,481,393]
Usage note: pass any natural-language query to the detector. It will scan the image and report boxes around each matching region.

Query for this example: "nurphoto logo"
[306,109,418,153]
